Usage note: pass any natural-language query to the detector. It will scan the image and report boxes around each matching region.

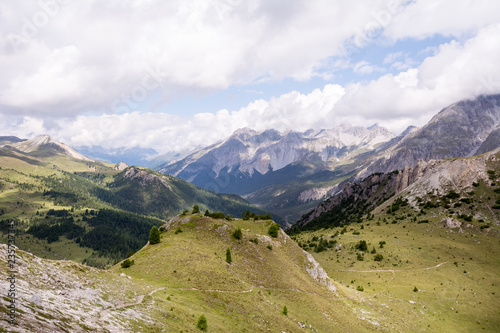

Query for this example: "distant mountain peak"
[11,134,94,162]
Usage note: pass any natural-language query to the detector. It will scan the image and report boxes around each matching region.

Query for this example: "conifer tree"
[196,314,207,331]
[226,248,232,263]
[282,305,288,316]
[149,226,160,245]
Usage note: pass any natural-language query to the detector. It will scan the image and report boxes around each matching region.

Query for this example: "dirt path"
[99,281,344,320]
[332,261,448,274]
[99,286,167,319]
[332,262,448,297]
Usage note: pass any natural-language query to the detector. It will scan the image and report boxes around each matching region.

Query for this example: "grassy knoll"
[109,214,380,332]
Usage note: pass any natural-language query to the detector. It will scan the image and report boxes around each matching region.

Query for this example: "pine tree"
[226,248,232,263]
[192,205,200,214]
[282,305,288,316]
[149,226,160,245]
[196,314,207,331]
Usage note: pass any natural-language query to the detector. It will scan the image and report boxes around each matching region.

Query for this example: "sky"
[1,0,500,154]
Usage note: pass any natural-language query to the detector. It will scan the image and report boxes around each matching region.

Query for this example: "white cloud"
[335,23,500,133]
[1,0,499,153]
[384,0,500,40]
[2,22,500,152]
[0,0,390,116]
[353,61,385,75]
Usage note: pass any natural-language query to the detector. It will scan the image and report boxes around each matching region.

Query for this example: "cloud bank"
[1,1,499,154]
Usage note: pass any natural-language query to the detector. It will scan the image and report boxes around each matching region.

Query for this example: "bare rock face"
[361,94,500,177]
[305,252,336,292]
[0,244,152,333]
[442,217,463,232]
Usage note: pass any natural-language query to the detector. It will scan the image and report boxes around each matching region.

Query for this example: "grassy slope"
[292,205,500,332]
[109,214,377,332]
[2,215,381,332]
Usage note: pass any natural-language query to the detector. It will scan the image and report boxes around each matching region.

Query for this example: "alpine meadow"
[1,1,500,332]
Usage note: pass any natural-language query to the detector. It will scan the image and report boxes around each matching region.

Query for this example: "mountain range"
[157,94,500,224]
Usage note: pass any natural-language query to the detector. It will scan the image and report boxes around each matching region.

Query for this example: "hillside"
[0,135,274,267]
[0,214,380,332]
[285,149,500,332]
[293,148,500,231]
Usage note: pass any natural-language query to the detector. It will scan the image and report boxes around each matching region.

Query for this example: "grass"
[108,215,378,332]
[293,208,500,332]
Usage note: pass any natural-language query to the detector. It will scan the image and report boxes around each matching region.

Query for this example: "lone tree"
[192,204,200,214]
[282,305,288,316]
[232,227,242,240]
[196,314,207,331]
[226,248,232,263]
[268,223,280,238]
[149,226,160,245]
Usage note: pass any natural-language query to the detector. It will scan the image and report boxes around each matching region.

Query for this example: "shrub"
[357,286,364,292]
[268,223,280,238]
[232,227,242,240]
[413,286,418,292]
[355,240,368,252]
[226,248,232,263]
[121,259,134,268]
[267,244,273,250]
[196,314,207,331]
[379,241,386,248]
[446,190,460,199]
[149,226,160,245]
[249,238,259,244]
[175,227,183,234]
[357,253,364,261]
[374,254,383,261]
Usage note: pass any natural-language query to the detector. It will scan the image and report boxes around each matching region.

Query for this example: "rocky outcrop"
[0,245,151,332]
[122,167,172,189]
[114,161,129,171]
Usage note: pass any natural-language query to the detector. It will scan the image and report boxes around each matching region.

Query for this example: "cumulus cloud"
[335,23,500,131]
[1,1,499,155]
[0,0,389,116]
[384,0,500,40]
